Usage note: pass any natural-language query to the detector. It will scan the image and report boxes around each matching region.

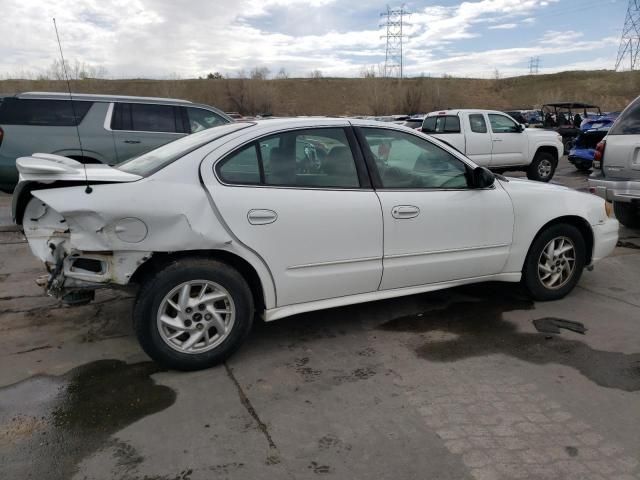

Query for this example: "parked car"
[589,96,640,228]
[537,102,602,154]
[13,118,618,370]
[569,129,609,172]
[503,110,542,126]
[402,115,426,130]
[420,109,564,181]
[0,92,232,192]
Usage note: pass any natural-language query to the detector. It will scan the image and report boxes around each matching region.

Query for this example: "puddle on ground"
[379,284,640,392]
[0,360,176,480]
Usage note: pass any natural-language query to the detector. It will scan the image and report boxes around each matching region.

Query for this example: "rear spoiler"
[16,153,142,182]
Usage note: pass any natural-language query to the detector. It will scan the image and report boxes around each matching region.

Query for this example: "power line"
[380,5,409,79]
[615,0,640,70]
[528,56,540,74]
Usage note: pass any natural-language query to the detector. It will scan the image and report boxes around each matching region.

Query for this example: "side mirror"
[472,166,495,188]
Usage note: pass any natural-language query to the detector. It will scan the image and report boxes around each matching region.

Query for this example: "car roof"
[14,91,194,105]
[425,109,506,116]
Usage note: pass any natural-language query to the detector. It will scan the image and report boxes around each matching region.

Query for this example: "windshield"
[117,122,254,176]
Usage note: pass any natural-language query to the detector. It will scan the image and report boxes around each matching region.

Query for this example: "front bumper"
[588,173,640,204]
[591,218,619,264]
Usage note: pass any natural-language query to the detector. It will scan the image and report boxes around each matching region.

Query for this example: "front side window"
[186,107,227,133]
[217,128,360,188]
[469,114,488,133]
[111,103,181,133]
[488,114,520,133]
[361,128,469,189]
[422,115,461,134]
[0,98,92,126]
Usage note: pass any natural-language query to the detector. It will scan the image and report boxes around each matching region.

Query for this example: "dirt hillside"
[2,70,639,116]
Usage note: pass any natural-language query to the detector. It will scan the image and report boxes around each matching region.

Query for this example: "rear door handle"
[247,209,278,225]
[391,205,420,219]
[124,140,141,144]
[492,139,503,142]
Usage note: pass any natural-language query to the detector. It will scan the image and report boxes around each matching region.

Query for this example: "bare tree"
[360,65,377,78]
[206,72,223,79]
[275,67,289,79]
[309,69,323,79]
[250,66,270,80]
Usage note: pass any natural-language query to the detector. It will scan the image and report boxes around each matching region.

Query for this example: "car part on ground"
[14,117,619,370]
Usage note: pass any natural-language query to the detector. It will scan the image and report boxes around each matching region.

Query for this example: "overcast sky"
[0,0,626,79]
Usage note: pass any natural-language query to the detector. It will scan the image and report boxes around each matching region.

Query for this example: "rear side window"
[610,98,640,135]
[218,144,261,184]
[469,114,487,133]
[111,103,183,133]
[422,115,461,133]
[0,98,92,126]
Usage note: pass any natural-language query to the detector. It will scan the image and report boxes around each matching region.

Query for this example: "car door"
[488,113,528,167]
[109,102,187,162]
[465,113,492,166]
[205,126,383,307]
[356,126,514,291]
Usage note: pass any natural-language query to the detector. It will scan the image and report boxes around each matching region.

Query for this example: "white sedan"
[13,118,619,370]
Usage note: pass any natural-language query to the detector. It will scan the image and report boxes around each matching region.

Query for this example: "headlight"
[604,201,614,218]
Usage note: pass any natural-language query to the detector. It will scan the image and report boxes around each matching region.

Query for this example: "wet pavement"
[0,158,639,480]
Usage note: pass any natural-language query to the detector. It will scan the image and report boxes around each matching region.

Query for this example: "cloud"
[488,23,518,29]
[0,0,616,80]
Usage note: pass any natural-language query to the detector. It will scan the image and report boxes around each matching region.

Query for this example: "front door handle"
[124,140,141,144]
[247,209,278,225]
[391,205,420,219]
[492,139,503,142]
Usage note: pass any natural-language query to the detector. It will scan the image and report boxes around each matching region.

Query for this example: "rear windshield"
[117,122,253,177]
[609,97,640,135]
[0,98,93,126]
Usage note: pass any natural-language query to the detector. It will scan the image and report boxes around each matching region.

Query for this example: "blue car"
[568,113,620,171]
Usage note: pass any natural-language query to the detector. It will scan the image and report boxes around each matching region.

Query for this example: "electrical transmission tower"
[528,56,540,75]
[380,5,409,78]
[615,0,640,71]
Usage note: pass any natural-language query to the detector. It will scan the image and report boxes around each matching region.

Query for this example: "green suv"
[0,92,232,192]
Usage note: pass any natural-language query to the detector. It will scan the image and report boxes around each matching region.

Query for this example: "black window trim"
[420,114,462,134]
[214,126,371,190]
[353,125,489,192]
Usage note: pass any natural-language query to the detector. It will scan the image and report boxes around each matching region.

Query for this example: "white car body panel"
[14,117,618,323]
[376,186,514,290]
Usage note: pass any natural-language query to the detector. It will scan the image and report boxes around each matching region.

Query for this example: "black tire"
[613,201,640,228]
[522,223,586,301]
[575,163,591,172]
[562,138,573,155]
[133,258,254,371]
[526,152,556,182]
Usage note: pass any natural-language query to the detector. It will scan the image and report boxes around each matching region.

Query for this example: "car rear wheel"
[133,258,254,370]
[613,201,640,229]
[526,152,556,182]
[522,224,586,301]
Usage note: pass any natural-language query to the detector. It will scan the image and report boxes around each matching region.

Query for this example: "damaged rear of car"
[12,122,260,304]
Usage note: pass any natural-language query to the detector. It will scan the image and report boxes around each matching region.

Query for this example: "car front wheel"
[526,152,556,182]
[133,258,254,370]
[522,224,586,301]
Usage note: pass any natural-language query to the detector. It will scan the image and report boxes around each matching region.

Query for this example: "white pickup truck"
[420,109,565,182]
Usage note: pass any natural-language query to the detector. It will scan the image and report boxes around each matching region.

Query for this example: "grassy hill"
[2,70,639,116]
